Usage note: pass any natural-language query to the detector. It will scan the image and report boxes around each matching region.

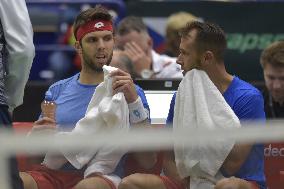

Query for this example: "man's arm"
[27,117,58,164]
[163,151,187,182]
[221,92,266,175]
[127,88,154,170]
[0,0,35,111]
[111,68,157,170]
[221,144,252,176]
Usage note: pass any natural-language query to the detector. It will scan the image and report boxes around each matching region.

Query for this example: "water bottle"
[41,91,56,120]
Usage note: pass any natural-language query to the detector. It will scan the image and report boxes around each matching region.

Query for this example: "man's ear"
[74,41,82,54]
[202,51,214,65]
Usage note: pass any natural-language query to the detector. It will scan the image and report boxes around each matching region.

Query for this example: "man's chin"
[272,95,284,103]
[95,68,103,72]
[92,58,111,72]
[90,65,103,72]
[93,62,108,72]
[182,69,193,75]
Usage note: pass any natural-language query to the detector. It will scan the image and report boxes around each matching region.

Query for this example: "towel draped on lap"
[173,69,241,189]
[43,65,130,178]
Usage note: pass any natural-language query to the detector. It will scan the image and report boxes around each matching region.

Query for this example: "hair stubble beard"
[82,48,113,73]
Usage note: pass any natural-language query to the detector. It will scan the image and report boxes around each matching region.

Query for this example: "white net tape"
[0,120,284,188]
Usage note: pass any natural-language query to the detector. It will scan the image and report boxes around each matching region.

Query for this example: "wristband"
[128,97,149,123]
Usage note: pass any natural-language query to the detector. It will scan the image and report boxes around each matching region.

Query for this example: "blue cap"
[45,91,53,101]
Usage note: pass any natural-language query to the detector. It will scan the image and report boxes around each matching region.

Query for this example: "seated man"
[167,21,265,189]
[119,21,266,189]
[20,5,150,189]
[115,16,183,79]
[259,40,284,119]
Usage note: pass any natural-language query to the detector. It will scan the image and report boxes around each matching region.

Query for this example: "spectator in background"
[164,11,200,57]
[116,16,183,79]
[260,41,284,119]
[0,0,35,188]
[110,49,137,79]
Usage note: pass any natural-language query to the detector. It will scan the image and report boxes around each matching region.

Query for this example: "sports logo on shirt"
[133,110,141,119]
[94,22,104,29]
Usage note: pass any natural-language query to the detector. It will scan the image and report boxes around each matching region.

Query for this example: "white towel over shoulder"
[44,65,129,178]
[173,69,241,189]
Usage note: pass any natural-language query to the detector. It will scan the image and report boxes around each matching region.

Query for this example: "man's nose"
[176,55,182,65]
[97,39,105,49]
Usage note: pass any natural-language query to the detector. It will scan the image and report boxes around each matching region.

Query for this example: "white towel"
[173,69,241,189]
[44,65,130,178]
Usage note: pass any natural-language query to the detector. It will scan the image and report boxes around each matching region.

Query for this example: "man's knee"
[118,179,134,189]
[215,177,253,189]
[118,173,144,189]
[19,172,38,189]
[74,179,94,189]
[119,173,166,189]
[74,176,112,189]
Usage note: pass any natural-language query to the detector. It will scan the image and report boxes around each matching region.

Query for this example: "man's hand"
[110,68,138,103]
[123,41,152,76]
[28,117,57,136]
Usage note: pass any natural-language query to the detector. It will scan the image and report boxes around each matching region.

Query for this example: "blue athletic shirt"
[43,73,150,175]
[166,76,266,189]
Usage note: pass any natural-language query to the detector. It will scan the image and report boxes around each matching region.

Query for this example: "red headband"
[76,20,113,41]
